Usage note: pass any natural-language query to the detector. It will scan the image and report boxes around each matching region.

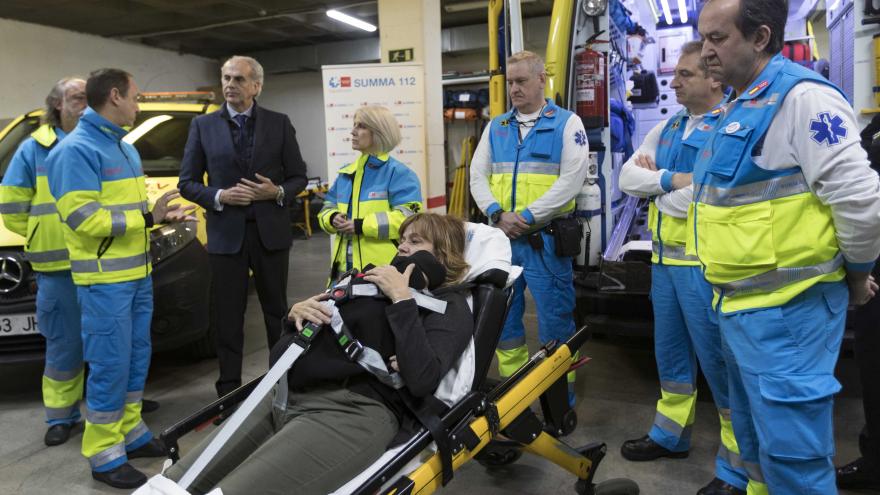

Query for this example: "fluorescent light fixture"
[659,0,674,25]
[444,0,537,13]
[677,0,688,23]
[123,115,173,144]
[326,9,376,32]
[646,0,661,23]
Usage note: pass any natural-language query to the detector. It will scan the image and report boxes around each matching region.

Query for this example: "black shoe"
[91,463,147,489]
[836,457,880,490]
[127,438,167,459]
[215,380,241,398]
[697,477,746,495]
[44,423,74,446]
[620,435,689,461]
[141,398,160,414]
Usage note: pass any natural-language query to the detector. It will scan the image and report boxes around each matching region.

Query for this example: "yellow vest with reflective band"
[688,56,845,313]
[487,100,575,222]
[648,205,696,266]
[46,108,151,285]
[318,153,423,275]
[0,125,70,271]
[648,106,722,266]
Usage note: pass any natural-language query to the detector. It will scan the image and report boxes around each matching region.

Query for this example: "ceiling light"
[444,0,537,13]
[326,9,376,32]
[677,0,688,23]
[658,0,674,25]
[645,0,660,23]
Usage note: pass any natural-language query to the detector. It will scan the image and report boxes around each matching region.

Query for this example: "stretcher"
[144,225,639,495]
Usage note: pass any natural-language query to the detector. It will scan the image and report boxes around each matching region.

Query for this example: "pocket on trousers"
[757,373,840,459]
[822,283,848,352]
[82,317,121,366]
[35,294,58,339]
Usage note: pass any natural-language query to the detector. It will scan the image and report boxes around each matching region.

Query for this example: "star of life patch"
[809,112,848,147]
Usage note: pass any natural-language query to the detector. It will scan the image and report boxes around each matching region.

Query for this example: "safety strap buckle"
[341,337,365,361]
[293,323,322,347]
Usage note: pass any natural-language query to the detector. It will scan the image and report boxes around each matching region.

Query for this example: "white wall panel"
[0,18,217,119]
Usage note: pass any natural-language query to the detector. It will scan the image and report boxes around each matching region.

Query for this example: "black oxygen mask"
[390,250,447,290]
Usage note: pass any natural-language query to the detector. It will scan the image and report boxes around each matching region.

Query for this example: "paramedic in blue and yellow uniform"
[0,77,86,447]
[694,1,880,493]
[318,105,423,278]
[619,41,747,495]
[470,50,589,403]
[46,68,197,489]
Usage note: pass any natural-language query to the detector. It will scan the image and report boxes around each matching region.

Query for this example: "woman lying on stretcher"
[165,213,474,495]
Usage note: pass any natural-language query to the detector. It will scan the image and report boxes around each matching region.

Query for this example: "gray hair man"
[178,55,308,404]
[469,50,589,404]
[0,76,85,449]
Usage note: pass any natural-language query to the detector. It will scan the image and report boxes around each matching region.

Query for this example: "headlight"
[583,0,607,15]
[150,221,197,264]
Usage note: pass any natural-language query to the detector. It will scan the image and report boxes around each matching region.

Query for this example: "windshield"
[0,110,196,179]
[126,111,196,177]
[0,115,40,178]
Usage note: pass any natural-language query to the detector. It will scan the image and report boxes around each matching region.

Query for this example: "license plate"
[0,314,39,337]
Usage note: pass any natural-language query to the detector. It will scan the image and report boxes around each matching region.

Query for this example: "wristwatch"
[490,209,504,224]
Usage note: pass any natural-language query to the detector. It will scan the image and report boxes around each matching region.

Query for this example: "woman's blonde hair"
[354,105,402,154]
[399,213,469,286]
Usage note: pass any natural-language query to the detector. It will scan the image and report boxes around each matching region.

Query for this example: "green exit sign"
[389,48,414,63]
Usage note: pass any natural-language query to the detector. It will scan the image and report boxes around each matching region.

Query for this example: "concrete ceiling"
[0,0,554,60]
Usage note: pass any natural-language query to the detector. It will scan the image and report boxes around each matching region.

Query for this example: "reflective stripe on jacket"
[648,106,722,266]
[487,99,574,223]
[318,153,422,274]
[0,125,70,271]
[46,108,151,285]
[689,56,845,313]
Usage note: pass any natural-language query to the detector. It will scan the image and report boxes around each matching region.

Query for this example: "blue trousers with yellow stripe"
[649,264,748,490]
[36,271,84,426]
[79,276,154,473]
[719,281,847,495]
[496,231,577,398]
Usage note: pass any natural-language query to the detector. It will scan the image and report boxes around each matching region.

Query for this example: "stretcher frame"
[159,276,635,495]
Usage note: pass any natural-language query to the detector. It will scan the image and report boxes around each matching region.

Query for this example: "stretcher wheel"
[575,478,640,495]
[475,443,523,467]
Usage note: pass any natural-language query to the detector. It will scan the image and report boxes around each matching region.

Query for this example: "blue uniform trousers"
[649,264,747,489]
[719,281,847,495]
[496,231,577,402]
[79,276,154,472]
[36,271,84,425]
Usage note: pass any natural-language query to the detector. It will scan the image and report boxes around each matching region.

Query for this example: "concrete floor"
[0,232,873,495]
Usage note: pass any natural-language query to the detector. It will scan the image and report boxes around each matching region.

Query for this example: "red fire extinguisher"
[575,33,608,129]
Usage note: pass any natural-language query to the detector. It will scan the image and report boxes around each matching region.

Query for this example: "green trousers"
[166,385,398,495]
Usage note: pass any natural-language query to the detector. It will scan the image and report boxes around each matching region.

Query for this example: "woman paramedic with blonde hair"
[317,105,423,280]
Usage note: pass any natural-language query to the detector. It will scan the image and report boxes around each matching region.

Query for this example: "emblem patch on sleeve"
[574,130,587,147]
[809,112,847,147]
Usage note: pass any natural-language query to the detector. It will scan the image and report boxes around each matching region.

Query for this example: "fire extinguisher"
[575,32,609,129]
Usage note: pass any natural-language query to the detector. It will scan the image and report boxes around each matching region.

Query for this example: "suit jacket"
[178,102,308,254]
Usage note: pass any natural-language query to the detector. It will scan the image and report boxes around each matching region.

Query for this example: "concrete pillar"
[378,0,446,212]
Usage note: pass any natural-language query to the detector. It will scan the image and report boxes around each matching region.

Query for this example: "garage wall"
[258,72,327,180]
[0,18,219,119]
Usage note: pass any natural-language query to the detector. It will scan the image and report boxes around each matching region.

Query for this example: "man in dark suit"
[178,55,307,398]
